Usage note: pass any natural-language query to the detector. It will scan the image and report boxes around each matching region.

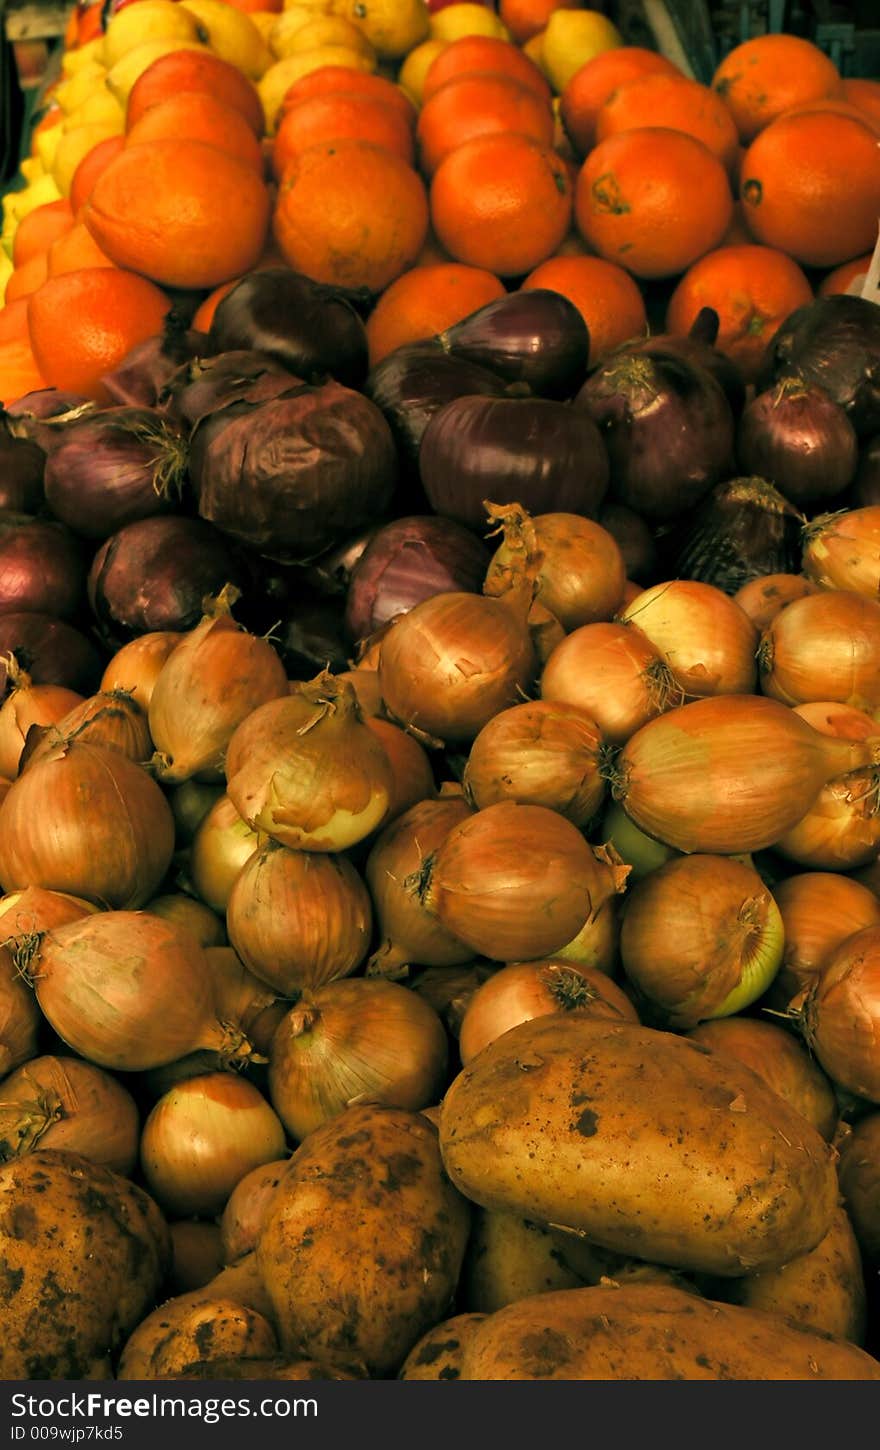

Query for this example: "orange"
[521,253,647,364]
[739,109,880,269]
[594,72,740,172]
[365,261,506,365]
[499,0,583,46]
[574,127,733,280]
[778,96,880,138]
[125,93,265,173]
[47,221,117,276]
[11,198,74,267]
[192,278,238,332]
[843,78,880,129]
[413,226,453,266]
[430,131,572,278]
[818,253,872,299]
[84,139,271,289]
[69,136,125,217]
[5,251,49,305]
[422,34,552,104]
[0,301,47,405]
[416,71,554,176]
[559,45,679,158]
[273,139,429,294]
[224,0,282,11]
[126,49,265,137]
[27,267,171,401]
[278,67,416,130]
[273,92,415,179]
[711,33,842,143]
[665,243,813,384]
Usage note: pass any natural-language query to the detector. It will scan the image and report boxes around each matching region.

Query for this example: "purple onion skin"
[344,515,490,644]
[0,515,86,620]
[43,407,187,540]
[207,270,369,390]
[757,295,880,438]
[0,613,105,701]
[630,330,746,419]
[5,391,93,452]
[0,430,45,514]
[436,289,591,399]
[100,326,210,410]
[575,346,735,521]
[419,393,610,531]
[166,350,304,432]
[87,515,247,645]
[275,596,350,680]
[598,501,658,584]
[736,379,859,508]
[852,435,880,508]
[191,381,398,563]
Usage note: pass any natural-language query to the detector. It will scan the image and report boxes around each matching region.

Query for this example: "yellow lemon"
[104,39,207,102]
[523,28,548,76]
[272,12,375,59]
[428,3,509,42]
[61,36,106,76]
[249,10,280,43]
[103,0,204,68]
[269,5,314,52]
[258,45,375,131]
[3,175,63,233]
[53,61,108,115]
[51,122,121,197]
[62,85,126,131]
[179,0,274,78]
[540,8,621,93]
[18,156,44,185]
[34,121,65,175]
[398,37,445,104]
[329,0,429,60]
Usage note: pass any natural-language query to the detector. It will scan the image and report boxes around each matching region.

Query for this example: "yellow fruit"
[54,61,108,115]
[103,0,204,68]
[34,122,64,175]
[429,2,509,42]
[258,46,375,130]
[104,39,208,102]
[398,37,445,104]
[0,248,14,299]
[271,12,375,59]
[51,122,121,197]
[330,0,429,60]
[61,36,106,75]
[179,0,274,78]
[2,174,63,233]
[250,10,282,42]
[540,8,621,93]
[269,5,313,48]
[523,28,547,75]
[283,0,333,9]
[18,156,44,184]
[62,86,125,131]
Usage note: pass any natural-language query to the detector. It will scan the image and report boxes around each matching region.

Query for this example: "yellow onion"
[140,1073,287,1217]
[225,671,393,852]
[620,580,758,698]
[770,702,880,871]
[220,1159,290,1266]
[0,657,82,779]
[20,689,154,774]
[838,1114,880,1266]
[600,798,679,881]
[364,791,474,978]
[0,1054,140,1175]
[484,503,626,632]
[550,895,622,976]
[733,573,817,633]
[169,779,224,845]
[226,839,372,996]
[802,925,880,1102]
[423,801,609,962]
[336,668,384,718]
[33,911,256,1072]
[189,794,259,915]
[463,699,605,828]
[0,740,175,908]
[365,716,435,826]
[0,885,99,942]
[759,590,880,711]
[527,599,565,666]
[619,854,784,1028]
[458,960,638,1065]
[203,946,286,1059]
[795,701,880,751]
[541,622,684,746]
[149,589,289,785]
[267,978,448,1142]
[145,893,226,948]
[99,630,183,713]
[0,948,42,1078]
[802,506,880,597]
[767,872,880,1013]
[612,694,873,854]
[409,962,500,1037]
[686,1019,838,1142]
[168,1223,226,1296]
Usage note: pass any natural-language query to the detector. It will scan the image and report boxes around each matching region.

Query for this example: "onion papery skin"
[733,573,816,633]
[267,978,448,1143]
[0,885,98,942]
[409,961,499,1037]
[600,797,679,883]
[540,621,684,746]
[772,703,880,871]
[377,589,536,747]
[99,631,183,715]
[189,794,259,915]
[0,947,41,1078]
[21,689,153,774]
[614,694,873,855]
[149,606,289,785]
[203,946,285,1058]
[5,390,92,451]
[43,407,189,540]
[463,699,605,828]
[619,853,784,1028]
[0,615,104,703]
[169,780,223,847]
[424,800,608,962]
[0,741,174,908]
[0,673,82,779]
[0,515,86,623]
[220,1158,291,1266]
[535,856,627,977]
[226,840,372,997]
[336,669,384,720]
[620,580,758,698]
[140,1073,287,1218]
[365,793,474,978]
[458,960,638,1065]
[100,322,209,412]
[344,515,489,646]
[486,508,625,632]
[802,507,880,597]
[419,394,610,533]
[766,872,880,1014]
[32,911,237,1072]
[758,590,880,712]
[807,926,880,1102]
[146,893,226,949]
[598,501,658,585]
[657,476,804,596]
[0,428,45,515]
[838,1115,880,1267]
[736,378,859,508]
[225,674,393,853]
[0,1054,140,1175]
[437,288,590,399]
[168,350,304,433]
[795,701,880,751]
[686,1019,838,1142]
[757,294,880,438]
[364,717,435,827]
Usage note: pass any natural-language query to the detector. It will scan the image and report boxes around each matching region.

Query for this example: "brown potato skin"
[439,1014,838,1276]
[0,1149,170,1379]
[458,1283,880,1380]
[398,1313,488,1380]
[460,1209,595,1314]
[838,1112,880,1267]
[117,1293,278,1380]
[256,1103,471,1377]
[687,1017,839,1141]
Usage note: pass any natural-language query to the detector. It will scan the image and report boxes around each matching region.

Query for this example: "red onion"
[0,421,45,514]
[168,351,304,432]
[436,289,590,399]
[598,502,658,584]
[207,270,369,389]
[853,435,880,508]
[43,408,188,540]
[344,515,489,644]
[100,315,210,410]
[736,377,859,508]
[657,476,803,595]
[5,393,93,452]
[757,295,880,438]
[299,527,383,600]
[630,313,747,418]
[0,615,104,701]
[0,516,85,621]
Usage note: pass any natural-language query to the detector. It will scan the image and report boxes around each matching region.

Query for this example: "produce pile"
[0,0,879,1383]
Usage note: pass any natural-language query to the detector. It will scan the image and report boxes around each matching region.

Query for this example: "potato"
[439,1014,838,1276]
[399,1313,488,1380]
[117,1293,278,1379]
[0,1149,170,1379]
[687,1017,839,1141]
[458,1283,880,1379]
[838,1112,880,1266]
[461,1209,597,1314]
[256,1103,471,1377]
